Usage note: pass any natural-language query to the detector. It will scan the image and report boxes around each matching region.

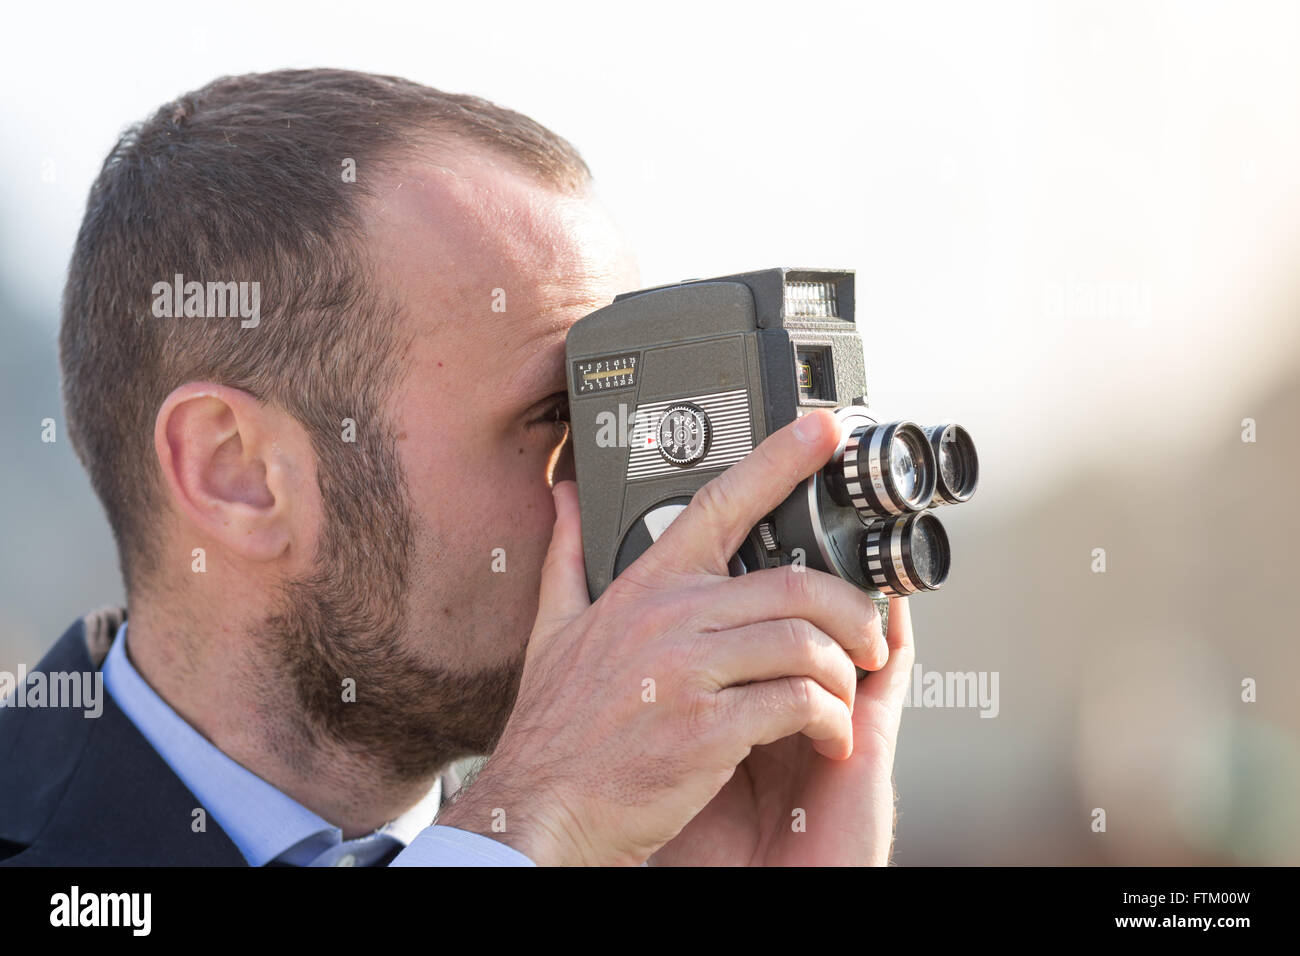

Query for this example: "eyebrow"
[508,335,568,405]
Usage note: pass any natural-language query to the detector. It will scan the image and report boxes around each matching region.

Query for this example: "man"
[0,69,913,866]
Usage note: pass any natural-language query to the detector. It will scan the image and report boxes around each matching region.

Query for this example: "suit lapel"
[0,613,246,866]
[3,610,471,865]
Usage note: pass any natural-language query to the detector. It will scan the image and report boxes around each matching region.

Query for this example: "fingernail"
[794,412,824,443]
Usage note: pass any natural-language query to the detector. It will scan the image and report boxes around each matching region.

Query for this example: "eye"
[526,392,570,432]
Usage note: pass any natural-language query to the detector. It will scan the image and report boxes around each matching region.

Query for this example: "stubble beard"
[263,428,526,784]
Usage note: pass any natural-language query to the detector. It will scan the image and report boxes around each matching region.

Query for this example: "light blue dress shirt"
[101,622,534,867]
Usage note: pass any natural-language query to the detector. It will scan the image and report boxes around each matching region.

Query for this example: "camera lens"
[940,442,964,492]
[923,424,979,505]
[909,515,944,583]
[858,511,951,596]
[826,420,937,518]
[890,431,922,501]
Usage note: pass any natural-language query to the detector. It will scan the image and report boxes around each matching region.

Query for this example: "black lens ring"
[926,423,979,504]
[901,511,950,591]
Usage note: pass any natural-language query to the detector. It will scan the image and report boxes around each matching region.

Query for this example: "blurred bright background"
[2,0,1297,863]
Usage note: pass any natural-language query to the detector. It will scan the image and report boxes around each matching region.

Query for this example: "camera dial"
[657,402,712,467]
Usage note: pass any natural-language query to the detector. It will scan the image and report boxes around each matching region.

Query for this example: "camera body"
[565,267,977,604]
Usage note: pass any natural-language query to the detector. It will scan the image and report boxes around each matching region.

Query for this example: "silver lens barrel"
[858,511,951,596]
[923,424,979,505]
[833,420,937,517]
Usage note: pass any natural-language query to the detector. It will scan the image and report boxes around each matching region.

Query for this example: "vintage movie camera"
[565,268,978,622]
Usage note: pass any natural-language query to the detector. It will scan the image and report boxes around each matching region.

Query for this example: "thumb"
[534,480,592,637]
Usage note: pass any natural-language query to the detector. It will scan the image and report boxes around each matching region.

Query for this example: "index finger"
[633,408,842,578]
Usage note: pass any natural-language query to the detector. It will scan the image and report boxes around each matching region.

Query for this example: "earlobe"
[155,383,302,564]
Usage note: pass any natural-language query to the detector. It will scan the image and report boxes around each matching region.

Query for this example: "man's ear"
[154,382,315,564]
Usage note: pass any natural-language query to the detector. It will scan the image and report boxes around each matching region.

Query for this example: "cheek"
[491,440,565,589]
[498,439,562,532]
[404,431,559,556]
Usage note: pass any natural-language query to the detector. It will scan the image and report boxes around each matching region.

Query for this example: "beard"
[262,420,525,784]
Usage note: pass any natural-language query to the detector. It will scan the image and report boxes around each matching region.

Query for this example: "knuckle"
[782,564,816,602]
[637,594,686,635]
[847,618,874,655]
[753,434,798,485]
[785,674,815,714]
[783,617,818,663]
[687,478,739,569]
[682,686,721,739]
[748,437,781,477]
[691,474,735,520]
[661,635,705,682]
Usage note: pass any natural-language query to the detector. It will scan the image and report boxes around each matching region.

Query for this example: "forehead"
[362,146,638,377]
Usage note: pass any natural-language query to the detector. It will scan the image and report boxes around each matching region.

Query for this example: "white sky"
[3,0,1299,510]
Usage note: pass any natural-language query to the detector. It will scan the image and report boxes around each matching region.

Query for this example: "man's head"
[60,69,638,782]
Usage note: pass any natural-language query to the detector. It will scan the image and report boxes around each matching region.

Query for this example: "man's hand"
[647,595,912,866]
[437,409,908,866]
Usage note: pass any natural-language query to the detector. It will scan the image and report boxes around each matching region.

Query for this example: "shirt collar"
[102,621,440,866]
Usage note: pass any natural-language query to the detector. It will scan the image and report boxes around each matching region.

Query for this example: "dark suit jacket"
[0,608,457,865]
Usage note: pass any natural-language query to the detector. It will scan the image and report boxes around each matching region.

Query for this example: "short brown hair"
[59,68,591,591]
